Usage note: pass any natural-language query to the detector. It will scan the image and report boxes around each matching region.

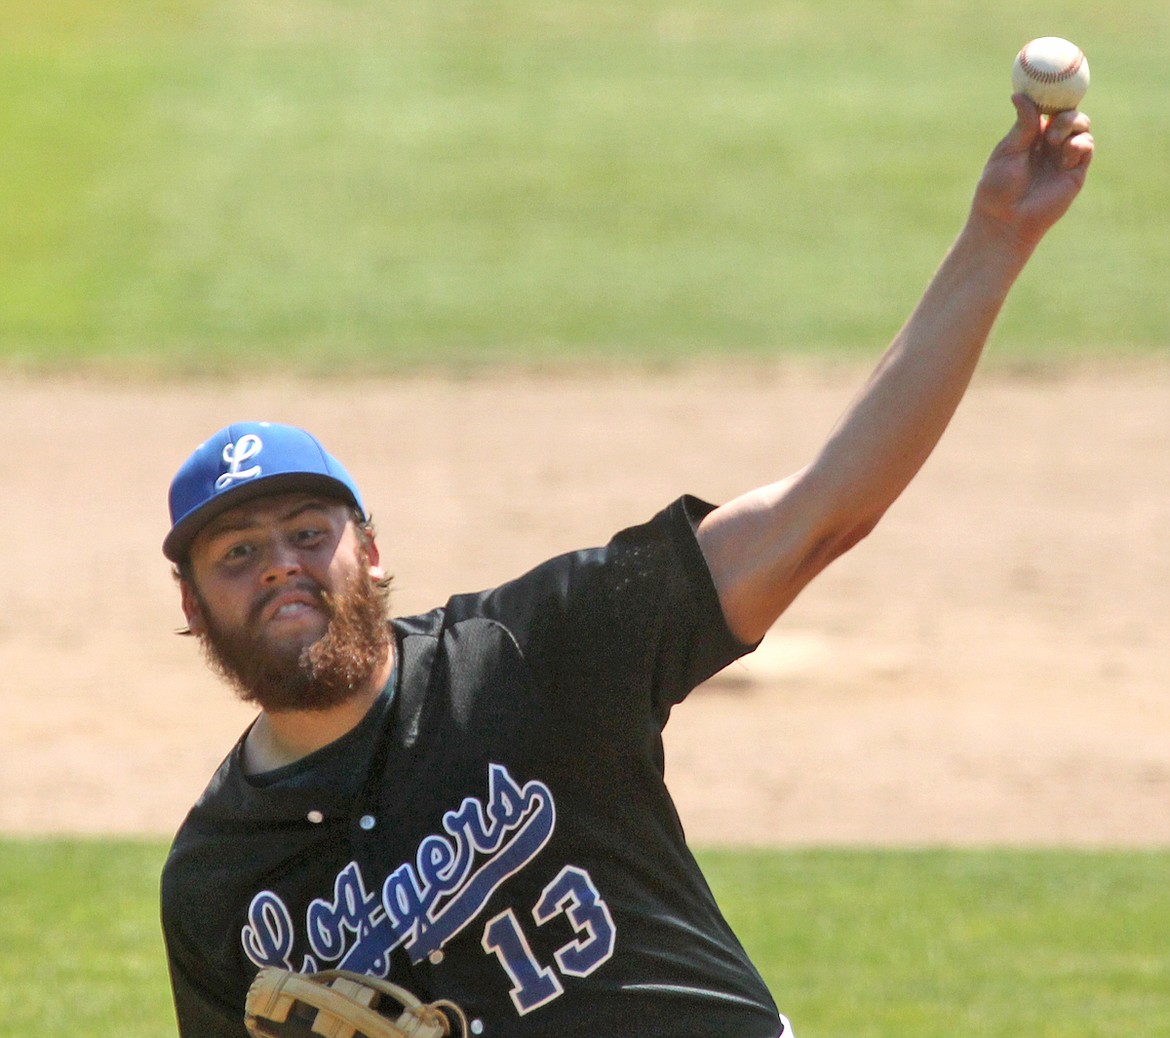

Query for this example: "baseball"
[1012,37,1090,114]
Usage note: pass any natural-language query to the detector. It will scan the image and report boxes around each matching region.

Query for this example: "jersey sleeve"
[468,495,756,727]
[163,920,250,1037]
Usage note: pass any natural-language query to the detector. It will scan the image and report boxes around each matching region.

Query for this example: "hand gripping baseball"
[244,967,470,1038]
[971,94,1094,250]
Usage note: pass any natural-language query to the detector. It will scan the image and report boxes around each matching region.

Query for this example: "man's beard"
[195,570,391,713]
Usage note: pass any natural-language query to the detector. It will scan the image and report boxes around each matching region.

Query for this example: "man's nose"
[261,542,302,582]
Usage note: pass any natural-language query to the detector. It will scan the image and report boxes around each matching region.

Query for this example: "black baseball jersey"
[161,496,785,1037]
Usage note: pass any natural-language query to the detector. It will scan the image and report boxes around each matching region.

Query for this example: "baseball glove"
[244,967,469,1038]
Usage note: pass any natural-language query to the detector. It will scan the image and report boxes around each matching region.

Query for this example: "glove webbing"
[245,967,469,1038]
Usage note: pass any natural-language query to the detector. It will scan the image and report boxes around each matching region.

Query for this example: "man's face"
[180,493,390,712]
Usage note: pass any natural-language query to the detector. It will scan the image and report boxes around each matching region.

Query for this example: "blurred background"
[3,0,1168,374]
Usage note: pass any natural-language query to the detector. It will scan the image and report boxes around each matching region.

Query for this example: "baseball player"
[160,97,1092,1037]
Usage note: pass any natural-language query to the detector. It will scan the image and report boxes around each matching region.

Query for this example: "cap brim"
[162,473,362,563]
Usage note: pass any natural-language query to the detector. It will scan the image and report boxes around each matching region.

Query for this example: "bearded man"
[160,96,1093,1038]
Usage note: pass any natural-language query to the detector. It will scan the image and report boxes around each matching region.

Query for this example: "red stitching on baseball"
[1019,47,1083,84]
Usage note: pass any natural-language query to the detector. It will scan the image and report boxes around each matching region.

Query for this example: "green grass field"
[2,840,1168,1037]
[3,0,1168,374]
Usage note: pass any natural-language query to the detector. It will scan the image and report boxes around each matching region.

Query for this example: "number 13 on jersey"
[481,865,616,1014]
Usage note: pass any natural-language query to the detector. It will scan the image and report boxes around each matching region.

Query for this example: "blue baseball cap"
[163,422,366,562]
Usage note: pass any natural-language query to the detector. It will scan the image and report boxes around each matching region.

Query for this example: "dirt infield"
[2,361,1167,845]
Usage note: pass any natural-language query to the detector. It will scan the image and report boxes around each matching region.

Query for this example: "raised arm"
[698,96,1094,644]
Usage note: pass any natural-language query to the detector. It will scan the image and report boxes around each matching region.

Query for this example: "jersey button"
[358,814,377,830]
[306,810,325,824]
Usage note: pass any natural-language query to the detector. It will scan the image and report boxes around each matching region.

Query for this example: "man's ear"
[179,578,207,637]
[364,532,386,582]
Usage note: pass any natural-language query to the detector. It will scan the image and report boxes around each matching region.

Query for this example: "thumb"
[1000,93,1043,154]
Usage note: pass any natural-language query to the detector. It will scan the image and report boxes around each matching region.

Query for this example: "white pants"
[779,1013,795,1037]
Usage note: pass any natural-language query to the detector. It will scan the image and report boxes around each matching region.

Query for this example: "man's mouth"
[272,599,315,620]
[253,586,325,627]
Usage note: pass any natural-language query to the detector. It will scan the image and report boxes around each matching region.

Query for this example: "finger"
[992,93,1048,163]
[1060,130,1095,172]
[1046,108,1092,147]
[996,93,1045,157]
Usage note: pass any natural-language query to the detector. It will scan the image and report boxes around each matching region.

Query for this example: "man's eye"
[294,527,325,545]
[222,543,254,563]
